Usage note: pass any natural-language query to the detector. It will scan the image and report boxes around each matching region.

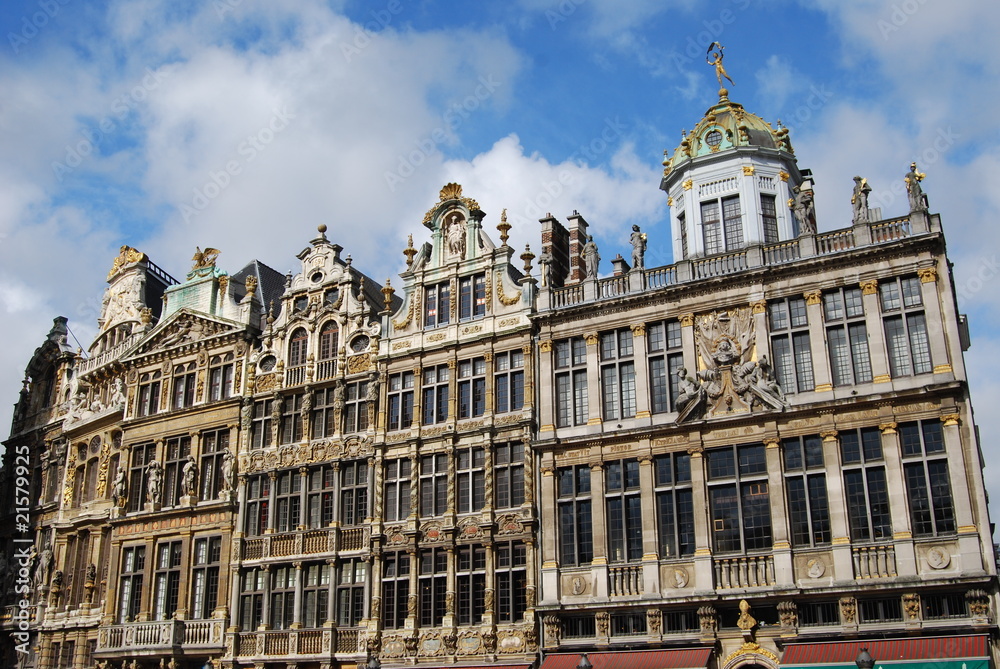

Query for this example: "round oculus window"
[310,271,324,283]
[350,334,370,352]
[259,355,277,372]
[705,129,723,147]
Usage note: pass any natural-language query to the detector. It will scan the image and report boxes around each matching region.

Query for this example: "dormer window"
[324,287,339,305]
[705,129,723,147]
[294,296,308,312]
[701,195,743,255]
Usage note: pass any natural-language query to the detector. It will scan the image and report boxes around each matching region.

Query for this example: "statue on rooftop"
[583,236,600,279]
[630,225,647,271]
[851,176,872,224]
[792,185,817,235]
[706,42,735,89]
[905,161,928,213]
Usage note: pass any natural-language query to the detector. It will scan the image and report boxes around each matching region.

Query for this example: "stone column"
[325,559,337,625]
[821,431,855,582]
[765,438,793,586]
[411,366,423,430]
[860,279,892,384]
[537,341,555,434]
[298,468,309,528]
[679,314,697,375]
[630,324,651,422]
[584,332,602,428]
[484,351,495,418]
[291,562,304,628]
[589,462,608,599]
[523,539,538,622]
[917,267,952,375]
[940,413,984,570]
[539,464,559,605]
[521,343,535,412]
[443,547,456,628]
[175,530,194,619]
[880,422,916,577]
[406,549,418,629]
[260,565,272,629]
[138,535,156,621]
[803,291,833,392]
[637,453,660,596]
[446,359,458,423]
[330,463,342,528]
[688,444,714,591]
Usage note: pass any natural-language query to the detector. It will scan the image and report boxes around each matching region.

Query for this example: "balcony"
[237,526,369,562]
[96,619,225,654]
[713,554,775,589]
[232,627,360,659]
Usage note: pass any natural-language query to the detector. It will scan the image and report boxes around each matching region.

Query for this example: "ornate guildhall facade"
[1,83,997,669]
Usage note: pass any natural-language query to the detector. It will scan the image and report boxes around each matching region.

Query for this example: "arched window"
[209,353,235,401]
[138,371,161,416]
[319,322,339,360]
[288,329,308,367]
[173,362,197,409]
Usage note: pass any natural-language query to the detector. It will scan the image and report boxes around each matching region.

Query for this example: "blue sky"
[3,0,1000,518]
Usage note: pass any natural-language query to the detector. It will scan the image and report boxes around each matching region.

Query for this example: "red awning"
[541,648,713,669]
[413,666,530,669]
[782,636,989,665]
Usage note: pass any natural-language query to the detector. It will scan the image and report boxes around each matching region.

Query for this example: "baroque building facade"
[1,83,996,669]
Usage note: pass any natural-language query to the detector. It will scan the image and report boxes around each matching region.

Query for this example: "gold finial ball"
[318,224,328,234]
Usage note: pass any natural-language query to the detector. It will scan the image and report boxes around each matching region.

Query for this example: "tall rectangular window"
[162,435,191,507]
[494,442,525,509]
[678,211,688,259]
[153,540,182,620]
[841,427,892,542]
[270,566,295,630]
[456,545,486,625]
[340,460,369,526]
[383,458,412,522]
[881,276,933,377]
[200,428,228,501]
[387,371,415,431]
[702,200,722,255]
[600,329,636,421]
[554,337,588,427]
[424,281,451,327]
[783,435,831,546]
[458,273,487,320]
[382,553,410,629]
[761,193,779,244]
[494,349,525,413]
[496,541,527,624]
[244,474,270,536]
[419,548,448,627]
[824,287,873,386]
[190,536,221,619]
[558,464,593,566]
[420,453,448,517]
[648,320,684,413]
[239,568,265,631]
[606,458,642,563]
[306,464,335,529]
[275,470,302,532]
[118,546,145,623]
[343,381,369,434]
[301,563,330,628]
[457,357,486,419]
[457,446,485,514]
[421,365,450,425]
[707,443,771,553]
[128,443,156,512]
[900,419,955,536]
[337,559,367,627]
[311,387,337,438]
[281,393,304,444]
[250,399,273,450]
[655,452,694,558]
[769,297,815,393]
[722,195,743,249]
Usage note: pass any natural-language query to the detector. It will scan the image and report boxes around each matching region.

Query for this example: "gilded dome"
[663,92,793,177]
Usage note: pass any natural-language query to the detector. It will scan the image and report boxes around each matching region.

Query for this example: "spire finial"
[497,208,511,247]
[403,234,417,267]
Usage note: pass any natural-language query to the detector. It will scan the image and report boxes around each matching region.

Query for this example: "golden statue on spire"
[706,42,735,90]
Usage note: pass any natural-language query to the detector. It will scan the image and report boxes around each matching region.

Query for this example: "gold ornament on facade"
[736,599,757,631]
[803,290,821,305]
[667,196,674,206]
[191,246,221,270]
[751,300,766,314]
[497,208,511,246]
[584,332,599,346]
[254,373,278,393]
[95,438,112,498]
[682,179,693,191]
[879,422,898,434]
[521,244,535,274]
[381,278,395,311]
[539,340,553,353]
[106,245,146,280]
[742,165,755,176]
[860,279,878,295]
[422,183,481,226]
[820,430,838,442]
[403,234,417,267]
[346,353,373,375]
[392,290,418,330]
[244,275,258,295]
[941,413,960,426]
[724,642,778,666]
[778,170,790,181]
[140,307,153,325]
[217,275,229,296]
[918,267,938,283]
[630,323,646,337]
[680,313,694,327]
[496,271,522,306]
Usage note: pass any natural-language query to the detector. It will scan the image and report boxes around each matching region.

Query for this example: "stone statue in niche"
[146,459,163,504]
[182,454,198,498]
[111,467,128,507]
[446,213,467,258]
[220,450,236,496]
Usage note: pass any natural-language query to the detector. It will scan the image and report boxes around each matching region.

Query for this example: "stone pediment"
[129,310,239,357]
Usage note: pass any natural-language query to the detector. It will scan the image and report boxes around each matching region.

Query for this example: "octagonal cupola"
[660,58,814,262]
